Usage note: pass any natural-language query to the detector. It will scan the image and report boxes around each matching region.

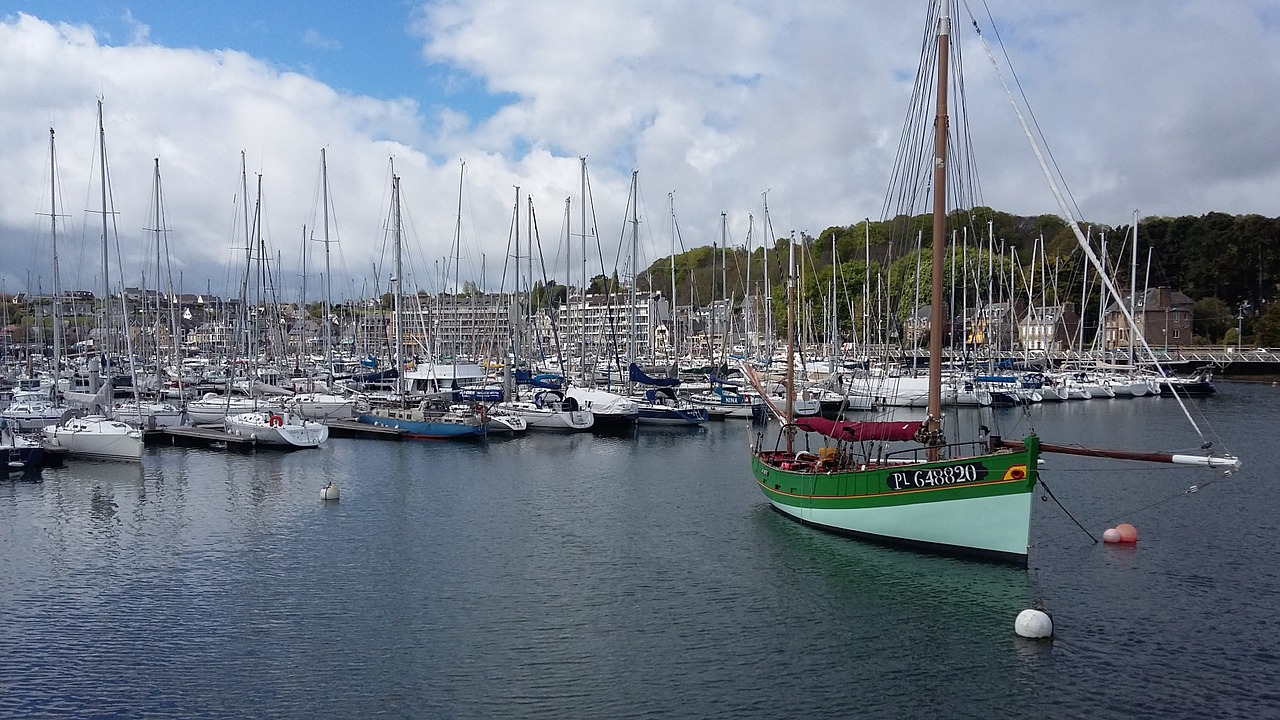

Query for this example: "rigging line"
[1100,476,1229,528]
[1039,477,1098,544]
[966,0,1084,220]
[969,8,1219,448]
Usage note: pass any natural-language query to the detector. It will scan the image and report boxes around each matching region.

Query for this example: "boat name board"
[886,462,989,491]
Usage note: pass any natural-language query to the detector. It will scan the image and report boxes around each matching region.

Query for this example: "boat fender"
[268,414,284,428]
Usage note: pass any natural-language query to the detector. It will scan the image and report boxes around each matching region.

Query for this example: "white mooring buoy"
[1015,608,1054,639]
[321,481,340,502]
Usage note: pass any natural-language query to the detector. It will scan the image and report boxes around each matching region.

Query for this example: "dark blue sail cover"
[708,372,740,387]
[349,368,399,383]
[628,363,681,387]
[512,369,565,389]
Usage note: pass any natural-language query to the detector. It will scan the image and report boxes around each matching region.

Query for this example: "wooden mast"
[784,231,796,454]
[926,0,951,460]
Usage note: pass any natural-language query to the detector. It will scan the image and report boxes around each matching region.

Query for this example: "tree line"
[635,208,1280,347]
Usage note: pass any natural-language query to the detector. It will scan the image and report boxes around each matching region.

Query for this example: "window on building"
[1172,329,1180,339]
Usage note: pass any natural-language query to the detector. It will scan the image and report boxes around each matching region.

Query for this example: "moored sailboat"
[355,172,488,441]
[745,0,1238,565]
[43,101,144,462]
[224,410,329,448]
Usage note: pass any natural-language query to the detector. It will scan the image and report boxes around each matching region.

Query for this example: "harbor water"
[1,383,1276,718]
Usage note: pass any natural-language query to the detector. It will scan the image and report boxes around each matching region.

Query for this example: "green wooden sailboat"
[746,0,1238,565]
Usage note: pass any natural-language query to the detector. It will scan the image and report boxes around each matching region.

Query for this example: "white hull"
[224,411,329,447]
[496,401,594,431]
[1110,382,1149,397]
[563,387,639,425]
[771,490,1033,560]
[187,394,280,425]
[485,412,528,434]
[2,403,66,431]
[687,396,759,419]
[43,416,144,461]
[286,393,357,420]
[111,401,184,428]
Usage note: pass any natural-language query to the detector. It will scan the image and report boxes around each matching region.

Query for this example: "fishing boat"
[354,173,488,441]
[357,396,488,440]
[745,0,1238,565]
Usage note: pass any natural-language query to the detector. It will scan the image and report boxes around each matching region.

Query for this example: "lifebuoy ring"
[268,414,284,428]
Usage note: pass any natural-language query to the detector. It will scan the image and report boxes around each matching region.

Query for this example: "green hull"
[753,436,1040,563]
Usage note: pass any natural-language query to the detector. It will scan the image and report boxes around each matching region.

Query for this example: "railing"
[882,440,991,465]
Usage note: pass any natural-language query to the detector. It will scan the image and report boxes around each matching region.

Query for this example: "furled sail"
[795,416,923,443]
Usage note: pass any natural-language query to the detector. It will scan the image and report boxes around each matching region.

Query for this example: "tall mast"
[153,157,180,382]
[784,232,796,454]
[321,148,333,382]
[392,175,404,402]
[561,196,571,374]
[668,193,677,362]
[863,219,871,348]
[454,160,464,368]
[926,0,951,457]
[1129,209,1139,367]
[509,184,519,363]
[97,100,112,386]
[299,223,307,372]
[829,225,837,374]
[580,157,588,378]
[49,128,63,384]
[239,152,252,363]
[744,214,753,360]
[628,170,639,365]
[722,211,729,368]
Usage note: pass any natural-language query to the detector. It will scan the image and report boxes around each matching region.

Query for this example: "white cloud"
[1,2,1278,304]
[122,9,150,45]
[302,29,342,52]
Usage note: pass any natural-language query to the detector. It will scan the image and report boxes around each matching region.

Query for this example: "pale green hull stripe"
[770,490,1033,558]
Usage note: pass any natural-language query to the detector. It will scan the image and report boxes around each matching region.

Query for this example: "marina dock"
[146,426,257,452]
[323,419,406,440]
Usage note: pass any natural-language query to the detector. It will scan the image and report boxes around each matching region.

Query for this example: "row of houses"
[903,286,1195,352]
[10,284,1197,360]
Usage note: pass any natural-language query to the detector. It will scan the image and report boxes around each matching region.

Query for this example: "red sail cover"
[795,417,922,442]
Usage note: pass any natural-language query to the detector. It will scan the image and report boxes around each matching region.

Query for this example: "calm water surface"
[1,383,1276,718]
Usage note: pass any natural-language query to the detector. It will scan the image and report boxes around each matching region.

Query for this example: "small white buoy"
[1102,527,1122,543]
[1015,608,1054,639]
[321,481,340,501]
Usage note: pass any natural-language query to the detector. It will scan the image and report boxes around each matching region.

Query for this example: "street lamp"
[1237,302,1250,352]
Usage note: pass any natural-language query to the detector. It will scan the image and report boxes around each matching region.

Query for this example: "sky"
[1,0,1278,303]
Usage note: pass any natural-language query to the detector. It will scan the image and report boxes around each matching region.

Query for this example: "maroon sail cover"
[795,417,922,442]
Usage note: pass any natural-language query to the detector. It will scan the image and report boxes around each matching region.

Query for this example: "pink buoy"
[1115,523,1138,543]
[1102,528,1122,543]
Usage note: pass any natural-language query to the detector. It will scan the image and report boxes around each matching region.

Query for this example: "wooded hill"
[626,208,1280,346]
